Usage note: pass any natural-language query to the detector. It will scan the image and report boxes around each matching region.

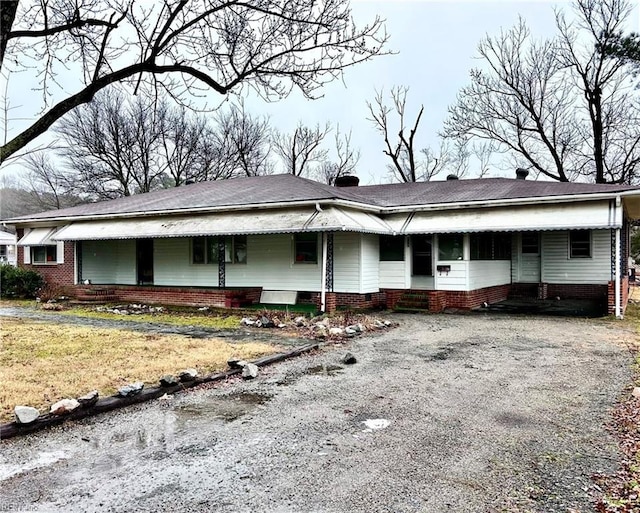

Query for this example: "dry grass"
[0,318,280,422]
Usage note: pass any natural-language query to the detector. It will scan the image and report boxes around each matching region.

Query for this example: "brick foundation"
[71,284,262,309]
[429,285,511,312]
[608,277,630,316]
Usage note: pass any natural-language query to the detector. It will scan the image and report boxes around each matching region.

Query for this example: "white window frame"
[568,230,592,259]
[31,245,58,265]
[293,233,318,265]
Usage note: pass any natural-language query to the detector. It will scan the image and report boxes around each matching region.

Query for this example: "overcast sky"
[245,0,577,184]
[1,0,638,186]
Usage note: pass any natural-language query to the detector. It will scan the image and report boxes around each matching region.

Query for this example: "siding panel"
[82,240,135,284]
[541,230,611,284]
[469,261,512,289]
[360,233,379,293]
[333,232,361,293]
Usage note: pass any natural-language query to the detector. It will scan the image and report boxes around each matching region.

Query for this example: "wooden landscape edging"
[0,342,319,440]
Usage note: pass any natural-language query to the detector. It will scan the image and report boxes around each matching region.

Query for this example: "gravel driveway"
[0,313,634,512]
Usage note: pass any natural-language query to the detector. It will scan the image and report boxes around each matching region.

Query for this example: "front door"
[519,232,541,282]
[412,235,433,276]
[137,239,154,285]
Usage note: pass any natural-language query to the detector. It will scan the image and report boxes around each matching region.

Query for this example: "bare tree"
[22,152,83,210]
[214,102,273,178]
[54,89,168,199]
[368,87,472,182]
[444,0,640,184]
[0,0,389,164]
[367,87,424,182]
[316,128,360,184]
[273,122,331,177]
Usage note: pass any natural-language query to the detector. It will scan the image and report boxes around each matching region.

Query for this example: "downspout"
[320,232,328,313]
[615,195,622,319]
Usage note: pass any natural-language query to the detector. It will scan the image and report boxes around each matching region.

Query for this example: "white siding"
[541,229,611,284]
[468,261,511,289]
[226,234,322,291]
[333,232,361,293]
[154,238,218,286]
[82,240,136,284]
[434,261,468,290]
[360,233,379,293]
[380,261,408,288]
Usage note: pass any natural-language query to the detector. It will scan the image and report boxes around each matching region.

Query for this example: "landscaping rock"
[179,369,198,382]
[117,382,144,397]
[315,326,328,339]
[341,352,357,365]
[160,375,179,387]
[14,406,40,424]
[260,316,275,328]
[241,363,259,379]
[77,390,99,408]
[632,387,640,399]
[241,317,256,326]
[329,327,344,336]
[50,398,80,415]
[228,359,247,369]
[344,327,358,337]
[294,316,307,327]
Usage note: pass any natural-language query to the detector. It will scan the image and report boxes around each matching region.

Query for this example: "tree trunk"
[0,1,19,70]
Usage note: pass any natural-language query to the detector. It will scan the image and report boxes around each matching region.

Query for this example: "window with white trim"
[191,236,247,264]
[569,230,591,258]
[294,233,318,264]
[31,245,57,264]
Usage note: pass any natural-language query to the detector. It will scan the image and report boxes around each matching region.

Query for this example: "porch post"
[218,237,226,288]
[320,232,328,312]
[615,227,621,319]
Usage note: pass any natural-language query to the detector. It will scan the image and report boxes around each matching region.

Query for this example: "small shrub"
[37,282,66,303]
[0,264,45,299]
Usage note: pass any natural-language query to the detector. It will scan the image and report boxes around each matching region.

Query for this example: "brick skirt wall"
[72,285,262,308]
[433,285,511,311]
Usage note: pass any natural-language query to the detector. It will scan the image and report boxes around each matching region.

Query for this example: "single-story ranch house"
[6,172,640,317]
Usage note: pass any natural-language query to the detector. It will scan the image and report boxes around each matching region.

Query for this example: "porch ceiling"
[384,200,620,234]
[51,207,392,241]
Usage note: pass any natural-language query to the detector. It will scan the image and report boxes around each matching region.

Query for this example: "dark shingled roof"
[7,174,640,223]
[9,174,366,221]
[343,177,640,207]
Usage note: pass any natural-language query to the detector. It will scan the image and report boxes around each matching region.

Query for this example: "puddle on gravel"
[306,364,344,376]
[0,451,68,481]
[173,392,272,424]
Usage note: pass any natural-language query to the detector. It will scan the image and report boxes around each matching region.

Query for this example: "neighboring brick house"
[6,172,640,317]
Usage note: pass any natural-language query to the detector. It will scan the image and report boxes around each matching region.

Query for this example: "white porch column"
[320,232,328,313]
[615,226,621,319]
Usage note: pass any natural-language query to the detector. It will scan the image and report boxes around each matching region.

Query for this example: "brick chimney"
[334,175,360,187]
[516,168,529,180]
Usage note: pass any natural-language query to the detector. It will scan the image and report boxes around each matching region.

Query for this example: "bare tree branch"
[1,0,390,164]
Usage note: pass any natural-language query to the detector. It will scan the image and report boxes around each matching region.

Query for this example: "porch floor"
[482,297,607,318]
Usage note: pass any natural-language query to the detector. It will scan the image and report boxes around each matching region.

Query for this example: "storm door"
[411,235,433,276]
[518,232,541,282]
[137,239,154,285]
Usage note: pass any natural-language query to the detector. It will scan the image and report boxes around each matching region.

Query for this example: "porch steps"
[393,292,430,312]
[72,288,119,304]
